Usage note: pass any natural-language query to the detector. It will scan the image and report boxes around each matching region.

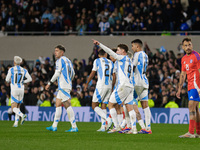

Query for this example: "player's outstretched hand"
[92,39,100,45]
[45,84,50,91]
[84,84,88,91]
[176,90,181,99]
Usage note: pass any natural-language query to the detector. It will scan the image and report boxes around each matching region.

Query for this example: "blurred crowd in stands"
[0,0,200,35]
[0,41,189,108]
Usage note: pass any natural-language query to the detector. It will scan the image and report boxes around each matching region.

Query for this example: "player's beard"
[186,49,192,54]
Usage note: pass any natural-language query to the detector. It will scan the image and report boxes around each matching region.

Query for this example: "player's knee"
[188,102,196,111]
[101,103,107,109]
[141,101,148,109]
[108,102,115,109]
[92,102,98,110]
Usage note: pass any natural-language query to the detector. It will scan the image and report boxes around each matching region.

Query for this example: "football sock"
[120,119,126,128]
[196,122,200,135]
[117,114,123,126]
[66,106,77,128]
[122,111,125,119]
[123,105,131,128]
[189,120,195,134]
[94,107,107,120]
[144,107,151,130]
[138,119,146,129]
[101,109,107,128]
[13,108,23,117]
[14,113,19,124]
[129,110,136,130]
[52,106,62,127]
[110,108,119,128]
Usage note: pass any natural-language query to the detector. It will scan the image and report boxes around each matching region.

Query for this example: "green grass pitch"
[0,121,199,150]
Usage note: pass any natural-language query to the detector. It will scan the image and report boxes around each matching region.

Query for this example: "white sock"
[14,113,19,125]
[120,119,126,128]
[117,114,123,126]
[94,107,107,120]
[110,108,119,128]
[66,106,77,128]
[101,109,107,128]
[129,110,136,130]
[138,119,145,129]
[13,108,23,117]
[144,107,151,130]
[52,106,62,127]
[123,105,131,128]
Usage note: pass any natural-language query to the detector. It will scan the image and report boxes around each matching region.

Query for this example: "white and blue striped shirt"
[51,56,74,90]
[5,65,32,90]
[92,57,114,88]
[99,21,110,33]
[132,51,149,88]
[99,43,133,88]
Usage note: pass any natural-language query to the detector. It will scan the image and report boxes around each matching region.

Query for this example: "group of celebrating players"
[5,37,200,138]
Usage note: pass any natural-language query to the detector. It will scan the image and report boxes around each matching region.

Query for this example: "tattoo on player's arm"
[179,72,186,89]
[189,111,196,115]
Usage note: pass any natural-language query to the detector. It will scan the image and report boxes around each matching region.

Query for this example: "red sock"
[196,122,200,135]
[109,114,111,118]
[122,111,125,119]
[189,120,195,134]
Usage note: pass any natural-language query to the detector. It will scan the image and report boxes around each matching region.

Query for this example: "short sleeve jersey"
[181,50,200,91]
[56,56,74,90]
[92,57,114,88]
[132,51,149,88]
[6,66,29,90]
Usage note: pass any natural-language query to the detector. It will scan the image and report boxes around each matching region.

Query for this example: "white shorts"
[57,89,71,102]
[109,86,134,105]
[134,86,148,101]
[92,88,111,104]
[11,89,24,104]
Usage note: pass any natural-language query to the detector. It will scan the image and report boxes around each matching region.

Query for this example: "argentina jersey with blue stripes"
[133,51,149,88]
[115,55,133,88]
[6,66,30,90]
[92,57,114,88]
[56,56,74,90]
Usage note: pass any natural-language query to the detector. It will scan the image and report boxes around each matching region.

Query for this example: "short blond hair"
[14,56,22,65]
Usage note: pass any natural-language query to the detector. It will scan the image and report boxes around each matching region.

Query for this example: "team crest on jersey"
[190,59,193,63]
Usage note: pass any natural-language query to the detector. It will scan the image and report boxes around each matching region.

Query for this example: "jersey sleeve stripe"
[193,51,200,61]
[11,67,14,85]
[96,59,103,79]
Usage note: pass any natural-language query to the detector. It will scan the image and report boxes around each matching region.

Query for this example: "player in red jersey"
[176,37,200,138]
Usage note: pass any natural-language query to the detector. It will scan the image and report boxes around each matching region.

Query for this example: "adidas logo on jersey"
[190,96,193,99]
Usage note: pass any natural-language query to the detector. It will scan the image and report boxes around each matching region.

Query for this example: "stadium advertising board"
[0,106,189,124]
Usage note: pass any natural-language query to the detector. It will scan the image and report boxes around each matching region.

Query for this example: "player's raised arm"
[92,39,122,60]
